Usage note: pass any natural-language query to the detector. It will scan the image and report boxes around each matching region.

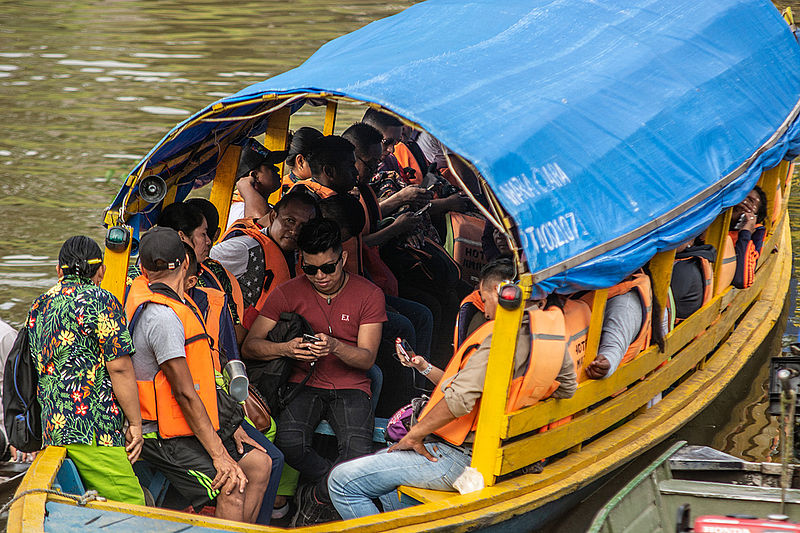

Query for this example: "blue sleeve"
[218,295,240,361]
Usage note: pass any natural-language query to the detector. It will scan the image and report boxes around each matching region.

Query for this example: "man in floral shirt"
[28,236,144,505]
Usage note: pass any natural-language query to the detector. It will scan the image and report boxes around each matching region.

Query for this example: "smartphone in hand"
[302,333,321,344]
[733,213,747,231]
[395,338,415,362]
[413,202,432,217]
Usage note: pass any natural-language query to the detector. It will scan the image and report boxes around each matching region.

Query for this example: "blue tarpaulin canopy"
[108,0,800,297]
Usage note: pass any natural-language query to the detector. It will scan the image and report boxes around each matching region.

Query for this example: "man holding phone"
[242,218,386,526]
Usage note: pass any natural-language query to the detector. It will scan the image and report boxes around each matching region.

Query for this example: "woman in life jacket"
[729,186,767,289]
[158,202,246,343]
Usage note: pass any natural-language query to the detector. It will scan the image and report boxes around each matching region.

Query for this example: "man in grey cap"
[128,226,271,523]
[228,138,288,228]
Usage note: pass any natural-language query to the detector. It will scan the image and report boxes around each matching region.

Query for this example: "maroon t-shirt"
[259,274,387,394]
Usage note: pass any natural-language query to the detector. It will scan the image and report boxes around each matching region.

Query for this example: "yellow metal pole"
[706,208,732,296]
[470,274,531,486]
[265,107,291,206]
[209,144,242,237]
[323,100,338,136]
[583,288,609,372]
[100,226,132,304]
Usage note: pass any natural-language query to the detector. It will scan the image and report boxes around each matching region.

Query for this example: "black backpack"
[3,325,42,452]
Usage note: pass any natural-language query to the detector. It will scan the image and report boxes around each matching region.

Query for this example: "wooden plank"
[264,107,290,206]
[706,208,733,296]
[649,249,676,344]
[323,100,338,135]
[583,289,608,371]
[7,446,66,533]
[44,502,224,533]
[208,144,241,236]
[470,275,530,486]
[497,251,774,474]
[759,161,785,234]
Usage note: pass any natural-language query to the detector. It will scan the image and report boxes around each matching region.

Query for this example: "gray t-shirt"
[598,291,644,377]
[131,303,186,434]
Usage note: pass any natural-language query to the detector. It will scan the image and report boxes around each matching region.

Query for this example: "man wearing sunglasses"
[242,218,386,526]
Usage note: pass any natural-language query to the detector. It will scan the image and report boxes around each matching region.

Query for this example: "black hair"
[185,198,219,240]
[306,135,356,177]
[342,122,383,156]
[319,193,365,242]
[274,190,322,219]
[297,218,343,256]
[158,202,204,237]
[182,242,198,278]
[753,185,768,224]
[59,235,103,279]
[479,257,515,285]
[362,108,403,130]
[286,127,324,167]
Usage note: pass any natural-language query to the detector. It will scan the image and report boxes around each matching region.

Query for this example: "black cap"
[238,138,288,176]
[139,227,185,271]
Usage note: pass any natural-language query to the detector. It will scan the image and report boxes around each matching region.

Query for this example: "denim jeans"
[327,442,471,519]
[275,385,373,503]
[241,420,284,525]
[386,295,433,357]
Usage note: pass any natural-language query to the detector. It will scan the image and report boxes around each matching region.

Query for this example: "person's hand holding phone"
[284,337,317,361]
[395,337,426,369]
[306,332,338,358]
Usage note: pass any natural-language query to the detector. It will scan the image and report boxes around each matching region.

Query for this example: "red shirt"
[259,273,387,394]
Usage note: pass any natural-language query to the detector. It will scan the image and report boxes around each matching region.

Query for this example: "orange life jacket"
[443,212,487,285]
[605,270,653,365]
[126,276,221,439]
[672,255,713,325]
[728,229,760,289]
[418,321,492,446]
[290,179,337,199]
[394,142,424,185]
[193,286,225,352]
[717,234,737,292]
[421,307,567,446]
[220,217,294,328]
[453,290,485,350]
[199,261,245,326]
[563,298,591,384]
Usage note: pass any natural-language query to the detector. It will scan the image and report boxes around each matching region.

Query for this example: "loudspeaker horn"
[139,174,167,204]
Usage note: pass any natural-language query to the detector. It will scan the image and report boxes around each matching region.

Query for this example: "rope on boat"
[0,488,105,516]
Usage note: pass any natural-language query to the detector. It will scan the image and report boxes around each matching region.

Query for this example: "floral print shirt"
[28,275,134,447]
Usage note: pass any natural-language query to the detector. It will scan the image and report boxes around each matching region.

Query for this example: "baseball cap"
[139,227,185,271]
[238,138,288,176]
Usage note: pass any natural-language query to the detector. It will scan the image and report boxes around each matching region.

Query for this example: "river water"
[0,0,799,528]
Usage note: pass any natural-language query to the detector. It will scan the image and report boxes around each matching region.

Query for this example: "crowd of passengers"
[20,109,772,527]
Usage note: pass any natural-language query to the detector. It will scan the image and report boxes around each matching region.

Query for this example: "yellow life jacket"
[126,276,221,439]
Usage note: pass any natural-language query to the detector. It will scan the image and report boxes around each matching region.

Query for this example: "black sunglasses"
[301,253,342,276]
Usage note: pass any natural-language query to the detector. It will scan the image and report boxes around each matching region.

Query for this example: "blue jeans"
[241,420,284,525]
[327,442,471,519]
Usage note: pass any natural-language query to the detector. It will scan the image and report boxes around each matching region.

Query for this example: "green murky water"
[0,0,417,326]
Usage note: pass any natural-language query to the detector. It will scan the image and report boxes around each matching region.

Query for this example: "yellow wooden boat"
[8,0,800,531]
